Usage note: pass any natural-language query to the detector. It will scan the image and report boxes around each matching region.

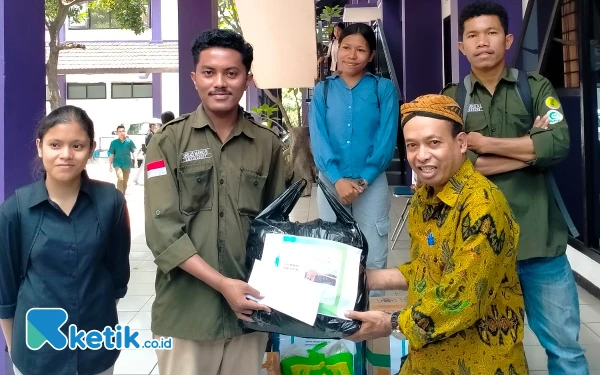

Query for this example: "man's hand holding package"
[219,278,271,322]
[344,310,392,342]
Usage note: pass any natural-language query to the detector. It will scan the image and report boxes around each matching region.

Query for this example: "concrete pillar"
[152,73,163,119]
[450,0,524,81]
[57,75,67,107]
[381,0,404,93]
[402,0,443,100]
[0,2,45,197]
[0,2,46,373]
[151,0,163,118]
[177,0,218,115]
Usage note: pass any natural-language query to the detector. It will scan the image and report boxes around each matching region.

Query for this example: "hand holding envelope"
[247,259,323,326]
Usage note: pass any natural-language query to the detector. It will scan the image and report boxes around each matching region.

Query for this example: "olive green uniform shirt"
[144,104,286,341]
[442,67,570,260]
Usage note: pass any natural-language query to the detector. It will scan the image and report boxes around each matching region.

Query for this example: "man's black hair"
[459,1,509,37]
[160,111,175,125]
[191,29,253,73]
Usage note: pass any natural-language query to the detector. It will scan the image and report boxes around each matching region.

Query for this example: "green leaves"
[319,5,342,22]
[251,104,280,128]
[218,0,241,33]
[93,0,149,35]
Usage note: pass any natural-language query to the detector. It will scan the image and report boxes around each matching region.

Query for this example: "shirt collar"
[191,104,255,139]
[327,71,377,81]
[28,170,93,208]
[467,66,515,95]
[423,159,474,208]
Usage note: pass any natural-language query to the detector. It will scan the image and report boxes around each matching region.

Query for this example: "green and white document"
[248,233,362,324]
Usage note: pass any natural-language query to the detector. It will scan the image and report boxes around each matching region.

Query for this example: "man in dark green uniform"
[144,29,286,375]
[442,2,588,373]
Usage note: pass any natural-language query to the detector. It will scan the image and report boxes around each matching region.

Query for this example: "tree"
[218,0,295,129]
[45,0,148,110]
[283,88,302,128]
[318,5,343,43]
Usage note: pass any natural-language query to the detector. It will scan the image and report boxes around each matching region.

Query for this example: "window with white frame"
[67,83,107,100]
[111,83,153,99]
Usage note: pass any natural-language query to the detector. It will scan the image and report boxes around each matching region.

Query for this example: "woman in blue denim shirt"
[0,106,131,375]
[309,23,399,289]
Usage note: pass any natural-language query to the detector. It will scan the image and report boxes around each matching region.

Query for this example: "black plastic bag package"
[242,178,369,339]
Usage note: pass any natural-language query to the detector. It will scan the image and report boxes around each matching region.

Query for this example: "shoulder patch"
[545,96,560,109]
[546,109,564,124]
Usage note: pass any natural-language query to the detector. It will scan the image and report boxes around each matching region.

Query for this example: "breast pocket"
[177,163,214,215]
[465,111,488,134]
[506,113,533,136]
[238,168,268,216]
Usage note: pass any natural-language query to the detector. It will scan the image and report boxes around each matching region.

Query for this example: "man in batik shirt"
[346,94,528,375]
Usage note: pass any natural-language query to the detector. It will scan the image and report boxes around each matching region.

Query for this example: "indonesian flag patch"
[147,160,167,178]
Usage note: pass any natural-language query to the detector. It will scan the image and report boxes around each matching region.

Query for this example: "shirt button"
[70,246,75,252]
[347,123,351,127]
[254,180,259,186]
[492,127,496,132]
[348,106,352,109]
[196,177,203,183]
[220,179,224,184]
[347,141,351,144]
[220,212,224,217]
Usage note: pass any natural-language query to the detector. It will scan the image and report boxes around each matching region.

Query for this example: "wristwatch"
[357,178,369,189]
[390,311,405,339]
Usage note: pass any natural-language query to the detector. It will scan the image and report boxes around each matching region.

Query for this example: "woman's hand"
[334,179,363,205]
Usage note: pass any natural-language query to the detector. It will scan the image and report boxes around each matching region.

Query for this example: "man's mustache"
[209,90,232,95]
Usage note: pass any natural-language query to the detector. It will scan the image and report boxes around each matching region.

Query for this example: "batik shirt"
[398,160,528,375]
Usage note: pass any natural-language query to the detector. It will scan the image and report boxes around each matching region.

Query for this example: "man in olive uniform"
[144,29,286,375]
[442,2,588,373]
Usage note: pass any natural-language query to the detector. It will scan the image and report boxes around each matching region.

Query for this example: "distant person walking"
[109,125,136,195]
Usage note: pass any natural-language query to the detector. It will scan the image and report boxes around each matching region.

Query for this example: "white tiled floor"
[89,165,600,373]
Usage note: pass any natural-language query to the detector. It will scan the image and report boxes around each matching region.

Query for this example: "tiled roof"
[47,40,179,74]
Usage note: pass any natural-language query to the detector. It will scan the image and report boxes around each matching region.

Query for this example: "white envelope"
[247,259,322,326]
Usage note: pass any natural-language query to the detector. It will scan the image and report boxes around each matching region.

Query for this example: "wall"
[343,4,383,22]
[161,0,179,40]
[161,73,180,116]
[442,0,450,18]
[236,0,317,89]
[402,0,443,100]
